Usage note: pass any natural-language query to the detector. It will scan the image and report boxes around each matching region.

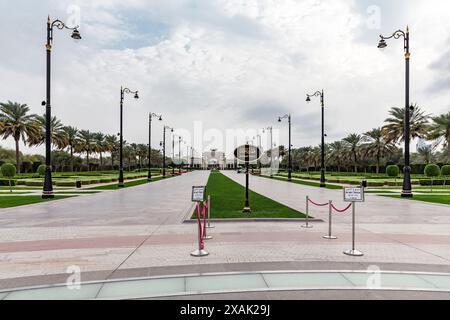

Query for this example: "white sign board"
[192,186,206,202]
[344,187,365,203]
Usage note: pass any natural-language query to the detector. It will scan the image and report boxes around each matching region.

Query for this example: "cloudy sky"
[1,0,449,157]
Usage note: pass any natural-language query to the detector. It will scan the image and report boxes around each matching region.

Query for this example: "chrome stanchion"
[302,195,313,228]
[323,200,337,239]
[206,195,215,229]
[191,202,209,257]
[344,202,363,256]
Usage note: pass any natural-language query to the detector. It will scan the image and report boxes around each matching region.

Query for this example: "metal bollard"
[344,202,363,256]
[206,195,215,229]
[302,196,313,228]
[323,200,337,239]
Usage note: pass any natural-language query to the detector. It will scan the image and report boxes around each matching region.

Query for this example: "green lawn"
[268,175,343,190]
[387,195,450,205]
[88,176,167,190]
[200,172,306,219]
[0,196,73,208]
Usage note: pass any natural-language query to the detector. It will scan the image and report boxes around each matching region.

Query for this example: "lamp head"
[377,39,387,50]
[71,29,82,41]
[158,116,163,121]
[278,117,282,123]
[134,92,139,99]
[306,96,311,103]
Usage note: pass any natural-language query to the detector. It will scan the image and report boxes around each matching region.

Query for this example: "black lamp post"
[42,16,81,199]
[118,87,139,188]
[306,90,326,188]
[378,26,413,198]
[163,126,173,178]
[278,114,292,181]
[178,136,183,174]
[148,113,162,181]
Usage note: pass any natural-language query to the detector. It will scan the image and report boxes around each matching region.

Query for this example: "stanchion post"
[323,200,337,239]
[207,195,214,229]
[191,202,209,257]
[344,202,363,256]
[203,200,213,240]
[302,195,313,228]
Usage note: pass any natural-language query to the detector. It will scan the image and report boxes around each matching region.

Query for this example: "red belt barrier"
[308,198,329,207]
[195,203,208,250]
[331,203,352,213]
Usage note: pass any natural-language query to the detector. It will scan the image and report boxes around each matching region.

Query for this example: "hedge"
[0,179,16,186]
[419,179,445,186]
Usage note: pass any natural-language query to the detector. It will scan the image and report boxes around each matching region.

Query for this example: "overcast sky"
[1,0,449,157]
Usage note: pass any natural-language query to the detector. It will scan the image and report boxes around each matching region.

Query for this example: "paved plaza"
[0,171,450,298]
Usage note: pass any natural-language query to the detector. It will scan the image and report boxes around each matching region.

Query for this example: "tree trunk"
[70,145,74,172]
[15,138,20,174]
[99,152,103,171]
[376,155,380,174]
[86,152,90,172]
[111,154,114,169]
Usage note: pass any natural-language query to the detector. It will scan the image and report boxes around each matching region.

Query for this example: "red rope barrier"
[331,203,352,213]
[308,198,329,207]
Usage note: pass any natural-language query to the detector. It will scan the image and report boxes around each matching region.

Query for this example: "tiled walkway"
[0,170,449,295]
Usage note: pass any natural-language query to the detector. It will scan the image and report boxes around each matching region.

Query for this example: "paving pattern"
[0,170,450,293]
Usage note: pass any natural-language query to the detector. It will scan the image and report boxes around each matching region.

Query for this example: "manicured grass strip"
[268,175,343,190]
[386,195,450,206]
[0,196,74,208]
[199,172,306,219]
[88,176,168,190]
[53,191,101,194]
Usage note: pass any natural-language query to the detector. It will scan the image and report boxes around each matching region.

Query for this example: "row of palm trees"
[281,105,450,173]
[0,101,164,173]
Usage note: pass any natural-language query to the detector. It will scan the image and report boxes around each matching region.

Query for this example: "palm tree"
[92,132,106,171]
[137,144,148,170]
[63,126,79,172]
[0,101,38,173]
[328,141,347,173]
[362,128,397,173]
[416,144,435,164]
[383,105,430,143]
[343,133,363,172]
[77,130,94,171]
[427,112,450,162]
[29,114,67,150]
[105,134,119,169]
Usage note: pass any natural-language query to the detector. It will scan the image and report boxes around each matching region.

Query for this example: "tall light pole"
[148,113,162,181]
[118,87,139,188]
[378,26,413,198]
[278,114,292,181]
[263,127,274,178]
[178,136,183,174]
[42,16,81,199]
[163,126,173,178]
[306,90,326,188]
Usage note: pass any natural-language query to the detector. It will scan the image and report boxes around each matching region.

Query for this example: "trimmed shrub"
[1,163,16,192]
[0,179,16,186]
[55,181,77,187]
[424,164,441,192]
[442,165,450,185]
[25,180,44,187]
[36,165,46,176]
[367,181,385,187]
[419,179,444,186]
[386,165,400,178]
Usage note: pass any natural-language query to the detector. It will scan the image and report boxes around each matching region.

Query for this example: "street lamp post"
[178,136,182,174]
[118,87,139,188]
[163,126,173,178]
[148,113,162,181]
[378,26,413,198]
[278,114,292,181]
[263,127,274,178]
[306,90,326,188]
[42,16,81,199]
[191,147,195,169]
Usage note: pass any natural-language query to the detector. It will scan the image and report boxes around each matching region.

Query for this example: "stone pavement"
[0,170,450,295]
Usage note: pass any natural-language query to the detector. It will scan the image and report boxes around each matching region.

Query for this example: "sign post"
[343,187,364,257]
[234,144,261,214]
[191,186,209,257]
